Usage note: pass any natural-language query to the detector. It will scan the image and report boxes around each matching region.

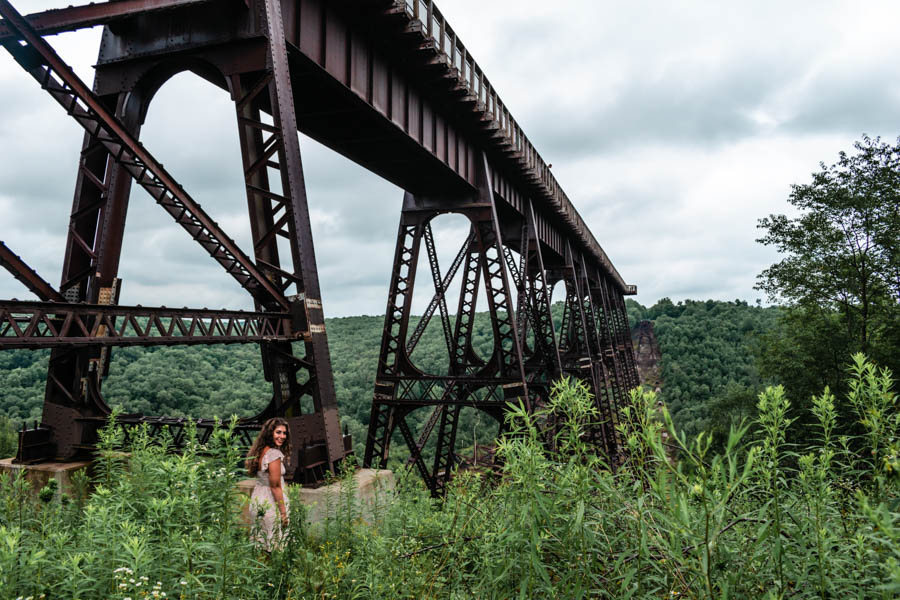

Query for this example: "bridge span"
[0,0,638,495]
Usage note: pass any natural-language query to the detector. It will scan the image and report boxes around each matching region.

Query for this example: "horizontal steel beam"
[0,300,294,348]
[0,0,222,44]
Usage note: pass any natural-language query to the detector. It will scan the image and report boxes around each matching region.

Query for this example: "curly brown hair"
[245,417,292,476]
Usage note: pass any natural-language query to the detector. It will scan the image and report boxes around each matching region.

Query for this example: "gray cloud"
[3,0,900,318]
[780,70,900,138]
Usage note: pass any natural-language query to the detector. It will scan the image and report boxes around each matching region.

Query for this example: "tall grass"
[0,353,897,598]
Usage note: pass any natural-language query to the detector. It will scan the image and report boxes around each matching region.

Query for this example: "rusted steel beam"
[256,0,346,472]
[0,241,65,303]
[0,300,293,349]
[0,0,290,311]
[0,0,221,44]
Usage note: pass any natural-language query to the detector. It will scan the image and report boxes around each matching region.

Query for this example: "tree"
[755,135,900,408]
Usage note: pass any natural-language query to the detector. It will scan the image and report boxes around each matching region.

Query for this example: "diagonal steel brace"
[0,241,65,302]
[0,0,289,310]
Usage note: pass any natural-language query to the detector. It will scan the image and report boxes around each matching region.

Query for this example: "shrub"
[0,355,896,598]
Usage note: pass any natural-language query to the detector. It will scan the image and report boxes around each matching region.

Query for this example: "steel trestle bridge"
[0,0,638,494]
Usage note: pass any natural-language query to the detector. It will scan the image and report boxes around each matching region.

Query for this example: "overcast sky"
[2,0,899,316]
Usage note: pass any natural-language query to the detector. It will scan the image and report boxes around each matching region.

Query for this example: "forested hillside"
[0,313,505,463]
[626,298,780,443]
[1,298,779,458]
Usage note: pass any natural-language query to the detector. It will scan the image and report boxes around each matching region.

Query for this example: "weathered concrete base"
[0,457,92,499]
[238,468,395,528]
[0,458,395,528]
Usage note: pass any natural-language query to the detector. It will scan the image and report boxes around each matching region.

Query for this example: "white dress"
[250,448,290,550]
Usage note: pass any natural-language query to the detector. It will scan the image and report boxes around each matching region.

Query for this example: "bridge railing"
[403,0,631,293]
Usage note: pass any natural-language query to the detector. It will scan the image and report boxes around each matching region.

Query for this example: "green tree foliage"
[756,135,900,408]
[0,297,778,459]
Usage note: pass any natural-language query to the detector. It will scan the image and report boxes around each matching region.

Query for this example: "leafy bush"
[0,355,897,598]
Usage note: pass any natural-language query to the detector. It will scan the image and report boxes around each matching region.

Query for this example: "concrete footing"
[0,458,395,528]
[238,468,395,527]
[0,457,92,499]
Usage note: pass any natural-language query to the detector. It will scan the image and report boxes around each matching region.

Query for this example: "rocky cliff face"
[632,320,662,391]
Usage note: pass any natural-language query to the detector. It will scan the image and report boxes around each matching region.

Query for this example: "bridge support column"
[590,272,640,463]
[577,254,620,461]
[225,0,347,481]
[555,244,609,457]
[39,85,143,460]
[363,155,530,496]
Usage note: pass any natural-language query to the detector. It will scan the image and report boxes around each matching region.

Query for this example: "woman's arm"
[267,457,288,525]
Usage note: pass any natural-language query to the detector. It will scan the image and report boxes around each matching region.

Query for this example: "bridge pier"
[363,155,529,496]
[0,457,92,500]
[363,155,638,496]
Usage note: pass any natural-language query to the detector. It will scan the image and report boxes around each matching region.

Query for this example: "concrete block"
[237,468,395,529]
[0,457,92,499]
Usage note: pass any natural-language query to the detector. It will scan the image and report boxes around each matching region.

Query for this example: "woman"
[245,417,292,551]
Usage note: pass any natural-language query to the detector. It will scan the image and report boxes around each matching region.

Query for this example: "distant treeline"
[0,313,505,465]
[1,299,782,458]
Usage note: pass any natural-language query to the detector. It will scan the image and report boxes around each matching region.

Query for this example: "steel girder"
[2,1,640,298]
[0,0,350,481]
[0,0,221,44]
[0,301,294,349]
